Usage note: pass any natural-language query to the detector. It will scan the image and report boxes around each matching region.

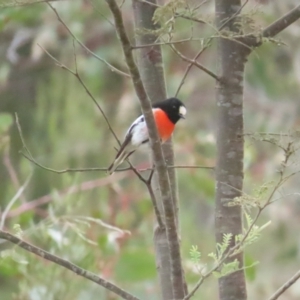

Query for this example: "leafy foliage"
[189,245,201,265]
[208,233,232,263]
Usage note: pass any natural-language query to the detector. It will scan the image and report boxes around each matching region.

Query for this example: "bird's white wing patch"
[125,115,148,147]
[125,115,143,136]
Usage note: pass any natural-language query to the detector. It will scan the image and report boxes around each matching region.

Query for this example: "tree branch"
[175,0,249,96]
[175,44,210,97]
[243,4,300,48]
[17,111,213,176]
[132,0,186,297]
[0,230,140,300]
[0,0,64,7]
[0,174,32,229]
[145,179,164,229]
[186,137,298,299]
[131,38,202,49]
[106,0,186,298]
[46,2,130,78]
[170,44,220,81]
[37,42,121,145]
[262,4,300,38]
[268,270,300,300]
[7,177,127,218]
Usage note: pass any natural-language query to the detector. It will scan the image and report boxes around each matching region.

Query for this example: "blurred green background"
[0,0,300,299]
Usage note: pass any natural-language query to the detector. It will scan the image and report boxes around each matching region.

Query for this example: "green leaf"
[190,245,201,264]
[245,254,257,282]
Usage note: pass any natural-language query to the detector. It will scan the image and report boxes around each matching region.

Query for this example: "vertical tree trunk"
[215,1,250,299]
[132,1,184,299]
[132,0,166,102]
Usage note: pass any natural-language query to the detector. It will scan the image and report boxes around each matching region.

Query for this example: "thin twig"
[16,115,212,175]
[17,109,212,175]
[21,148,215,174]
[168,165,214,170]
[132,37,203,49]
[185,138,295,299]
[3,149,27,203]
[15,115,109,173]
[135,0,159,8]
[175,44,209,97]
[183,277,205,300]
[170,44,220,81]
[175,0,249,96]
[0,230,140,300]
[88,0,115,27]
[7,176,127,218]
[146,182,164,229]
[243,132,296,137]
[268,270,300,300]
[0,0,64,7]
[46,2,130,78]
[63,215,131,235]
[0,174,32,229]
[136,0,210,26]
[37,43,120,144]
[18,114,166,227]
[121,159,165,229]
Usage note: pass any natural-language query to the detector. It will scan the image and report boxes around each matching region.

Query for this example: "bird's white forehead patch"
[179,106,187,116]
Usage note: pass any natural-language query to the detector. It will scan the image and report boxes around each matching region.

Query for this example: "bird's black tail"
[107,150,134,175]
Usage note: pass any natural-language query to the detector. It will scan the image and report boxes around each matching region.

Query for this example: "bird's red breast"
[153,108,175,142]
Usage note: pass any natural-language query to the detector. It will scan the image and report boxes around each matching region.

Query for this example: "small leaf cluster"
[189,245,201,265]
[212,259,239,279]
[189,234,239,279]
[228,181,273,209]
[139,0,191,37]
[208,233,232,263]
[234,212,271,255]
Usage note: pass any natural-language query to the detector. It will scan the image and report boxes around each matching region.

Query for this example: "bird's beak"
[179,106,186,119]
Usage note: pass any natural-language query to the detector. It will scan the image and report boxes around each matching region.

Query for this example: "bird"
[107,97,186,175]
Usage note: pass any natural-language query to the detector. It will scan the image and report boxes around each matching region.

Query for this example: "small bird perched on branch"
[107,97,186,174]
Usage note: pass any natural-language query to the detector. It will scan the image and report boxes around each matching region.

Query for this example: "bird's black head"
[152,97,186,124]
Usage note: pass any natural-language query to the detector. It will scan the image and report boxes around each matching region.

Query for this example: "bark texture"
[132,1,173,299]
[214,1,249,299]
[107,1,186,299]
[132,1,184,298]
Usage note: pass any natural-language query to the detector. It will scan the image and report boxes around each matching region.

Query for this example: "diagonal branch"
[243,4,300,48]
[37,43,120,144]
[7,176,127,218]
[268,270,300,300]
[17,109,212,176]
[175,0,249,96]
[0,230,140,300]
[170,44,220,81]
[106,0,186,298]
[15,114,114,174]
[262,4,300,38]
[0,0,64,7]
[46,2,130,78]
[175,43,210,97]
[0,174,32,229]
